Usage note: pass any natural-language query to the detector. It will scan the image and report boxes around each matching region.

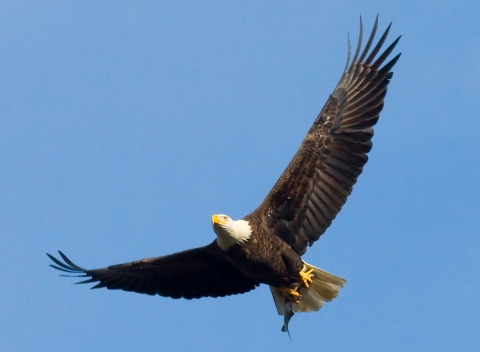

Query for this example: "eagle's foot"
[280,287,301,303]
[299,268,314,288]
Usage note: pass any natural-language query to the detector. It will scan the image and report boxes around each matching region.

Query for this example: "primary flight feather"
[48,16,401,333]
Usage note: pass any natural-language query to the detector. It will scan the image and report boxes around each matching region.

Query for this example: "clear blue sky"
[1,1,479,351]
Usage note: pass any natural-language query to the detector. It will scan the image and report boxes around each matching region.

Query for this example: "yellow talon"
[300,268,314,288]
[289,290,300,297]
[280,287,301,303]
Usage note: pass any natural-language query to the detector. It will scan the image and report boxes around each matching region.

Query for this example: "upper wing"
[48,242,259,299]
[249,17,401,255]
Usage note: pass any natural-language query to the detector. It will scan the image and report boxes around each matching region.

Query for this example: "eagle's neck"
[215,219,252,251]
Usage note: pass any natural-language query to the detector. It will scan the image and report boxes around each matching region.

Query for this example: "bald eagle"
[48,17,400,333]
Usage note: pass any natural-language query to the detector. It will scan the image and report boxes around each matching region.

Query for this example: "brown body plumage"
[223,214,304,288]
[48,16,401,331]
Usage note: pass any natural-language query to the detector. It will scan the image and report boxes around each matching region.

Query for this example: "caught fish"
[281,300,295,338]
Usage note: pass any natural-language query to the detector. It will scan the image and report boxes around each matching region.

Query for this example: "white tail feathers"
[270,262,346,315]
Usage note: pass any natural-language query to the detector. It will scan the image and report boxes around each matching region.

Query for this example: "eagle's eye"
[224,216,228,221]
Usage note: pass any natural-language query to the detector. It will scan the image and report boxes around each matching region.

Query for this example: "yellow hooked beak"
[212,214,228,225]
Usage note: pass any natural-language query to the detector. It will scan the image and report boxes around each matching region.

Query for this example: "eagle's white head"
[211,214,252,251]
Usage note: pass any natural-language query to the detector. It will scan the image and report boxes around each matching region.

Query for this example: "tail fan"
[270,262,346,316]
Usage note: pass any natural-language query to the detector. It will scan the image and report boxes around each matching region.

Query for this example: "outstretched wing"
[249,17,401,255]
[48,242,259,299]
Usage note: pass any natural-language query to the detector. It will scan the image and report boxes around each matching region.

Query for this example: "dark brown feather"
[47,243,259,299]
[248,17,400,255]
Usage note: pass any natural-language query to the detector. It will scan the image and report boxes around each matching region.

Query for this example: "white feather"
[213,216,252,251]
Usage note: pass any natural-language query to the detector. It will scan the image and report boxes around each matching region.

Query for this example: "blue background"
[1,1,479,351]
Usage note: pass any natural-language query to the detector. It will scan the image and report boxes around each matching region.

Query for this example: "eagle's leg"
[299,266,314,288]
[280,286,301,303]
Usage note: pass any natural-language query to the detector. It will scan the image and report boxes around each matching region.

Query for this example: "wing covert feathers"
[47,244,259,299]
[251,17,401,255]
